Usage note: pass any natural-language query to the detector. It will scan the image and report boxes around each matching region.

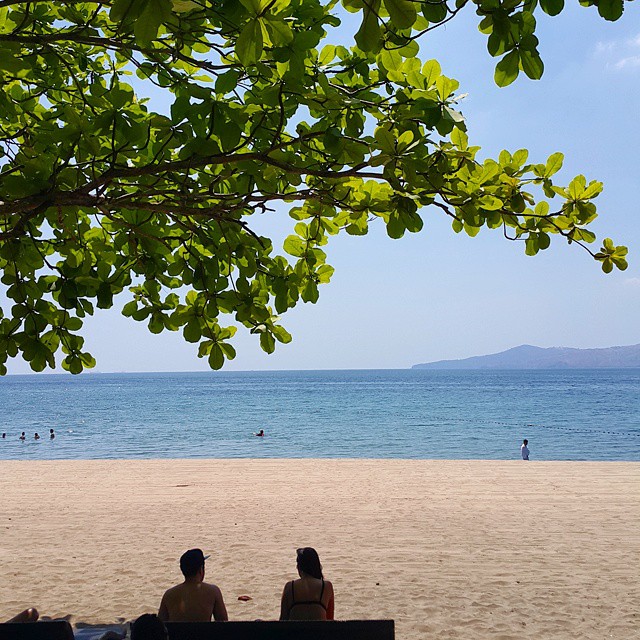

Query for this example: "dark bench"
[0,619,394,640]
[166,620,395,640]
[0,622,74,640]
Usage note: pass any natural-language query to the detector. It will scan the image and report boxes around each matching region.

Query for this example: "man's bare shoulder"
[201,582,222,596]
[163,583,185,596]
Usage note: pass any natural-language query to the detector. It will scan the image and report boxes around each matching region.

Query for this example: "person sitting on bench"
[158,549,228,622]
[131,614,168,640]
[280,547,334,621]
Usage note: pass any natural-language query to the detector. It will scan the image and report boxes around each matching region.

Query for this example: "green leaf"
[215,70,239,94]
[264,17,293,46]
[525,234,539,256]
[302,279,319,303]
[172,0,199,12]
[260,331,276,353]
[236,19,263,65]
[319,45,336,66]
[283,236,306,257]
[581,181,603,200]
[383,0,417,29]
[538,232,551,250]
[519,49,544,79]
[208,343,224,369]
[110,0,139,23]
[183,320,201,343]
[422,60,441,86]
[545,152,564,177]
[355,0,382,52]
[540,0,564,16]
[494,50,520,87]
[422,0,448,22]
[220,342,237,359]
[134,0,171,46]
[597,0,624,20]
[568,175,586,200]
[272,325,292,344]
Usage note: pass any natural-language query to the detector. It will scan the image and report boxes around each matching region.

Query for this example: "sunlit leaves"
[0,0,629,375]
[236,19,264,65]
[595,238,628,273]
[384,0,418,29]
[494,50,520,86]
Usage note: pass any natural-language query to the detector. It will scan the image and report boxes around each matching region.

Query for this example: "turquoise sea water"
[0,369,638,461]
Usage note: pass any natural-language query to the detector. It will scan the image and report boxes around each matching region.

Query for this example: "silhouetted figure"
[19,432,26,441]
[254,429,265,437]
[50,429,55,439]
[34,433,40,440]
[131,614,168,640]
[6,608,39,623]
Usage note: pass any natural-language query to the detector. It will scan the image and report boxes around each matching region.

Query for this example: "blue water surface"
[0,369,638,461]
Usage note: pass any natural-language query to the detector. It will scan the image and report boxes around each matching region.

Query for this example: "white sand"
[0,460,638,639]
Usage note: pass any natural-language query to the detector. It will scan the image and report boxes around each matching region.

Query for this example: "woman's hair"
[296,547,323,580]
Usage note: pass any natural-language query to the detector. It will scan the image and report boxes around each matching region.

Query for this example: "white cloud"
[593,32,640,72]
[624,277,640,287]
[615,56,640,69]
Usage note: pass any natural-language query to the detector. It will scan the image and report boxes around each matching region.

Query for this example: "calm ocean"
[0,369,638,461]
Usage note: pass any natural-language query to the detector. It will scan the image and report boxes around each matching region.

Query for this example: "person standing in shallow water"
[19,432,25,441]
[50,429,55,439]
[34,433,40,440]
[521,439,530,460]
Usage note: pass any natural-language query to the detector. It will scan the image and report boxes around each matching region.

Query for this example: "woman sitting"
[280,547,334,621]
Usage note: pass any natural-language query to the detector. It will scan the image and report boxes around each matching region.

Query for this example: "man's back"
[159,581,227,622]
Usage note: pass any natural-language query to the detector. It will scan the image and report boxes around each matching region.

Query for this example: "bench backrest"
[0,622,74,640]
[166,620,395,640]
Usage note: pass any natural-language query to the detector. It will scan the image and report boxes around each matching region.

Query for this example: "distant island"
[412,344,640,370]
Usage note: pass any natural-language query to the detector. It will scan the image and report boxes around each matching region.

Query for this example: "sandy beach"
[0,460,638,638]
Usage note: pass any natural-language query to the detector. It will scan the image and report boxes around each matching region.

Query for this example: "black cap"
[179,548,210,577]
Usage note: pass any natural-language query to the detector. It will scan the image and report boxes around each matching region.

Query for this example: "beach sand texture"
[0,460,638,639]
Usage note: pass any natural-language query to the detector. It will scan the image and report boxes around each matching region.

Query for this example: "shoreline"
[1,459,638,638]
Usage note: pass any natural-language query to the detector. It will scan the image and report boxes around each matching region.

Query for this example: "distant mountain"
[412,344,640,369]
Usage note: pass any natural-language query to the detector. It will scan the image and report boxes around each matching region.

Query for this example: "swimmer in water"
[2,433,5,439]
[254,429,265,437]
[34,432,40,440]
[19,432,26,441]
[50,428,55,439]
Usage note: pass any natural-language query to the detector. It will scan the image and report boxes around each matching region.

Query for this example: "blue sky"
[4,3,640,373]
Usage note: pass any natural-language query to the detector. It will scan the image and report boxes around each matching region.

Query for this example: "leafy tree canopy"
[0,0,631,374]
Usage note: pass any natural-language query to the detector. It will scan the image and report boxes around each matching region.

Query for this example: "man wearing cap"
[158,549,228,622]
